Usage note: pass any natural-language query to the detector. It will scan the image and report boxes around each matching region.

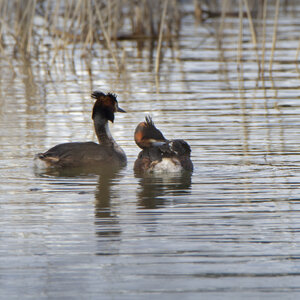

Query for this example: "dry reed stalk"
[170,0,181,63]
[107,0,112,38]
[41,0,52,37]
[218,0,230,69]
[94,1,120,71]
[260,0,269,107]
[237,0,249,157]
[269,0,280,74]
[0,15,18,48]
[218,0,229,40]
[260,0,268,80]
[193,0,202,23]
[0,1,9,53]
[172,0,181,37]
[237,0,244,78]
[49,0,63,66]
[14,0,37,54]
[243,0,260,74]
[83,0,94,49]
[155,0,169,73]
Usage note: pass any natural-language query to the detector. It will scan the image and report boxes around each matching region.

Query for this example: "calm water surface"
[1,4,300,299]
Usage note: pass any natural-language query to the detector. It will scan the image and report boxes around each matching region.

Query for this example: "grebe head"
[91,91,126,123]
[170,139,191,157]
[134,116,167,149]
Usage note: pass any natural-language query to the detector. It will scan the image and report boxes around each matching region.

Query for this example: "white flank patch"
[152,158,182,173]
[33,155,49,169]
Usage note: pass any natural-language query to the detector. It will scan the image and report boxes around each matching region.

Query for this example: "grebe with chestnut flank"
[134,116,193,173]
[35,91,127,169]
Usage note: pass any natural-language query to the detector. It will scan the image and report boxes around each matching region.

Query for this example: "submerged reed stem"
[155,0,169,73]
[269,0,280,74]
[260,0,268,80]
[237,0,243,77]
[243,0,260,74]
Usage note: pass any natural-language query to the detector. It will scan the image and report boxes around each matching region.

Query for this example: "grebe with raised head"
[134,116,193,174]
[35,91,127,169]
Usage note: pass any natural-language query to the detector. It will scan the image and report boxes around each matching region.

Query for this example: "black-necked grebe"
[35,91,127,169]
[134,116,193,173]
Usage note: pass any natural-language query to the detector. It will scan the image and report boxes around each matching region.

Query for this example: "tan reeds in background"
[0,0,295,75]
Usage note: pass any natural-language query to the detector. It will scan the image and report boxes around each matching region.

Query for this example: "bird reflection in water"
[34,165,124,254]
[135,171,192,209]
[93,167,123,239]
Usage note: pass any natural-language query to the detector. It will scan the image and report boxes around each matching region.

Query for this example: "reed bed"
[0,0,296,74]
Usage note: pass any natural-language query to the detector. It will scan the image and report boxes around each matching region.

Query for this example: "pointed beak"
[117,106,126,113]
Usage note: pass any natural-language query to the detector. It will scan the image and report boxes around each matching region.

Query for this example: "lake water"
[1,3,300,299]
